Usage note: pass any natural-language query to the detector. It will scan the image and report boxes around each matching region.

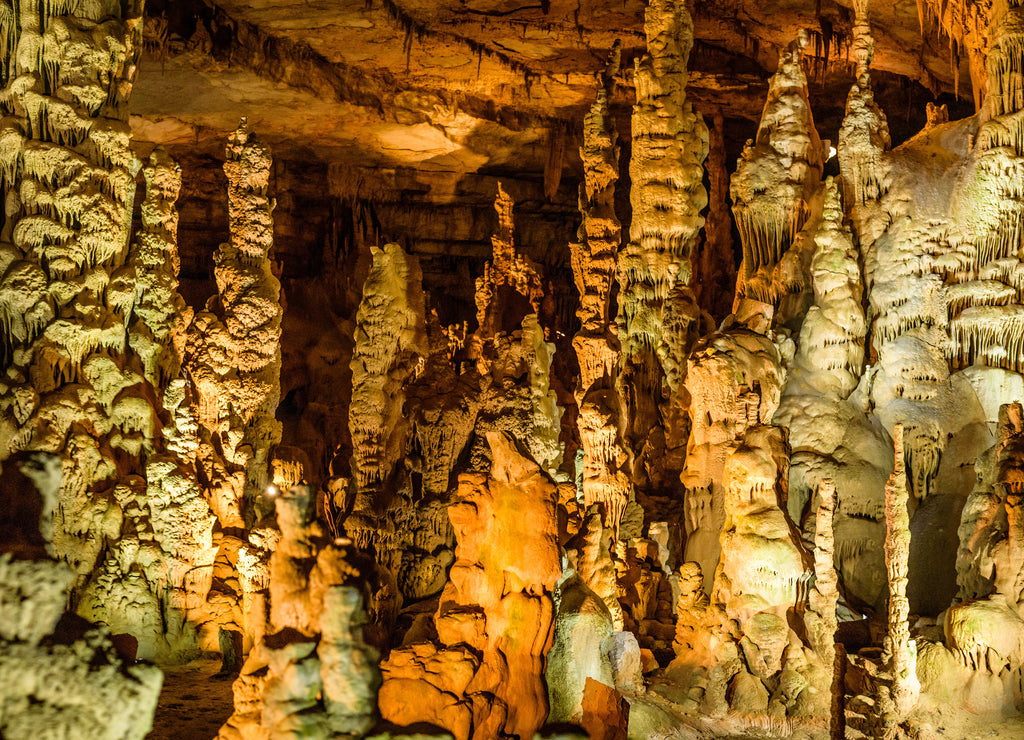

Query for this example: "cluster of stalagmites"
[15,0,1024,737]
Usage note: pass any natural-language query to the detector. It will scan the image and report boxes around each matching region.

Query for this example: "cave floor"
[148,657,234,740]
[142,656,1024,739]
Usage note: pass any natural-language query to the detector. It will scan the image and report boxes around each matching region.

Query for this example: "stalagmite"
[347,242,426,515]
[838,0,891,222]
[694,109,735,319]
[379,432,561,739]
[731,30,824,318]
[185,119,284,652]
[218,486,380,739]
[616,0,707,489]
[0,451,162,739]
[473,182,544,349]
[883,425,919,718]
[570,48,630,534]
[681,316,785,591]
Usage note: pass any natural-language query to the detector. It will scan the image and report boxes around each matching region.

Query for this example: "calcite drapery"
[731,30,824,321]
[379,431,561,740]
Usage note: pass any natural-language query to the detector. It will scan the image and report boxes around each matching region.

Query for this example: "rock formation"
[571,48,630,535]
[379,431,561,740]
[218,486,380,739]
[184,119,284,653]
[0,451,162,739]
[616,0,707,493]
[9,0,1024,737]
[731,30,824,322]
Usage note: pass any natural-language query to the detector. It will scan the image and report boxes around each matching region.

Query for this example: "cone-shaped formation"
[348,243,426,493]
[731,30,824,316]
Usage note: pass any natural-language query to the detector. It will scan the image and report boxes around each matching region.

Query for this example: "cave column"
[616,0,708,495]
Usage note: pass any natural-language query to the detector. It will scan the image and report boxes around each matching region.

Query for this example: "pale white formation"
[731,30,824,320]
[681,319,785,592]
[882,426,919,717]
[0,451,162,739]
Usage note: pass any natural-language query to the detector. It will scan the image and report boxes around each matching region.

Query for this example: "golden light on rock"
[4,0,1024,738]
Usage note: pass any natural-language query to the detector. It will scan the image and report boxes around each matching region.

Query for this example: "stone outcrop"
[379,432,561,740]
[0,451,162,739]
[218,485,380,739]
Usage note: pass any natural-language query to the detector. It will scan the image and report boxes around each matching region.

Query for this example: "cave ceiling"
[133,0,976,179]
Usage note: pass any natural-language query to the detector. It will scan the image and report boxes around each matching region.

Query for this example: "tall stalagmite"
[883,425,918,717]
[616,0,708,492]
[731,30,824,321]
[345,241,427,568]
[185,119,283,651]
[571,48,630,547]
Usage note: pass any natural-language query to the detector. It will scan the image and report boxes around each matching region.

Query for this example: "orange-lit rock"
[380,431,560,739]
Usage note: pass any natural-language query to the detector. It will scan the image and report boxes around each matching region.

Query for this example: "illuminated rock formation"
[348,242,426,495]
[731,30,824,320]
[473,183,544,348]
[681,315,785,591]
[0,0,220,662]
[379,431,561,739]
[882,426,918,718]
[958,402,1024,600]
[571,49,630,533]
[185,119,283,651]
[218,486,379,739]
[772,178,890,610]
[0,451,162,739]
[616,0,707,489]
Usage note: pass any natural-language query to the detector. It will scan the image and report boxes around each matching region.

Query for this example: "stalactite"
[616,0,707,493]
